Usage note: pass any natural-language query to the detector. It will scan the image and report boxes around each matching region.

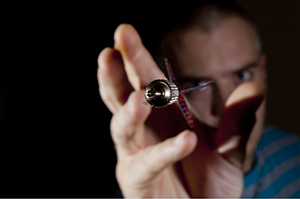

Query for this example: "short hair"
[152,0,263,70]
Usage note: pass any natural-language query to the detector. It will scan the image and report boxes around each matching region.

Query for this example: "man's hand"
[97,24,264,197]
[98,24,196,197]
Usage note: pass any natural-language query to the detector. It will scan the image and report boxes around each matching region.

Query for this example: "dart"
[145,58,213,128]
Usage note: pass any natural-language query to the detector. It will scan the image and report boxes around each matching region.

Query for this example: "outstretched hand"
[97,24,264,197]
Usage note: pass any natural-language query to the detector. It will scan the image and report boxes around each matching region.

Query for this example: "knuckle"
[99,89,110,103]
[110,114,122,140]
[110,111,132,144]
[99,89,118,113]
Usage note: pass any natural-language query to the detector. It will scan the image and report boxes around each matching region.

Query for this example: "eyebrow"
[233,61,258,73]
[177,61,259,83]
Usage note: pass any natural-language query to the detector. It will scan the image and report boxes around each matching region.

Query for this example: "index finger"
[114,24,166,91]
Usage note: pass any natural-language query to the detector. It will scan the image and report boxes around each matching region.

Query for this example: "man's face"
[164,16,267,129]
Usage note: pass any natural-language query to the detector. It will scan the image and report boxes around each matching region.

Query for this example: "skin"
[97,16,267,197]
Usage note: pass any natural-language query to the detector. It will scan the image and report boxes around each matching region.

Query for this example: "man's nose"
[211,82,236,117]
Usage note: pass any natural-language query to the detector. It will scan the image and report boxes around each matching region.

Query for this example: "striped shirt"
[242,125,300,197]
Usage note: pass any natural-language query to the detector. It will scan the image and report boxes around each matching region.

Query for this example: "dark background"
[1,1,299,197]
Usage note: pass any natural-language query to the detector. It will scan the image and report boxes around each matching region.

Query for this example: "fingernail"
[217,135,241,154]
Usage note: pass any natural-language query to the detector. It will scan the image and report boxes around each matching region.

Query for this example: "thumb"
[135,130,197,184]
[215,82,264,168]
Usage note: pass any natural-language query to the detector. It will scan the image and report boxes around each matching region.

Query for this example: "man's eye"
[236,70,251,82]
[195,80,212,88]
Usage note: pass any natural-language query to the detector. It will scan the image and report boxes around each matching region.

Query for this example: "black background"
[1,1,299,197]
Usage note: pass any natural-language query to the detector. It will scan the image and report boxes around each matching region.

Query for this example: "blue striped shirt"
[242,125,300,197]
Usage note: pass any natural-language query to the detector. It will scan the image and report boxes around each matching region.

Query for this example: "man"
[97,1,300,197]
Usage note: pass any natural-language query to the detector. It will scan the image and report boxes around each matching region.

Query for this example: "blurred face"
[164,17,267,166]
[164,16,267,129]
